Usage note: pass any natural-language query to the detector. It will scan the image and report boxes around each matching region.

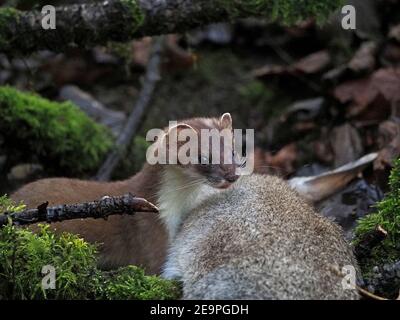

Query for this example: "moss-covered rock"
[0,86,113,176]
[0,196,180,300]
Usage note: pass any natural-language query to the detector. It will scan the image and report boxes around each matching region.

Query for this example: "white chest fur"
[157,167,215,241]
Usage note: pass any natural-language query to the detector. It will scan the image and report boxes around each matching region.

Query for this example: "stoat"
[163,174,360,299]
[11,113,241,274]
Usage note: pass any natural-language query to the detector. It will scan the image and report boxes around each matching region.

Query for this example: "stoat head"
[158,113,242,190]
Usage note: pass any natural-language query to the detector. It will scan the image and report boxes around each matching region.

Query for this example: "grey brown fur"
[163,174,359,299]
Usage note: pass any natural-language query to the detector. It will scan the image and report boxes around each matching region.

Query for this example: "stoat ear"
[161,123,197,146]
[166,123,196,135]
[220,113,232,129]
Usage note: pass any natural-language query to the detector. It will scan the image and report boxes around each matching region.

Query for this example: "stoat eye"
[199,155,209,165]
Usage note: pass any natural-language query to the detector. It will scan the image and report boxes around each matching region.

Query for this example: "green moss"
[0,7,21,47]
[0,195,25,214]
[0,223,98,299]
[219,0,344,25]
[355,158,400,272]
[355,159,400,253]
[0,196,181,300]
[98,266,181,300]
[120,0,145,33]
[0,86,113,175]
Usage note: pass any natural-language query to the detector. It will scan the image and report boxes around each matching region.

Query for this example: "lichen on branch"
[1,0,344,55]
[121,0,145,32]
[218,0,344,24]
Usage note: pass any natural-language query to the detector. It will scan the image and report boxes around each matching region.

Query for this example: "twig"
[0,194,158,227]
[356,285,388,301]
[95,36,164,181]
[330,264,389,300]
[354,225,388,260]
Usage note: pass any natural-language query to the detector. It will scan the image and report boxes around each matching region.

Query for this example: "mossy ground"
[355,159,400,260]
[0,196,180,300]
[0,86,113,176]
[355,159,400,289]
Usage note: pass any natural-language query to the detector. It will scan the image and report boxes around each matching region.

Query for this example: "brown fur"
[11,164,167,274]
[11,115,238,275]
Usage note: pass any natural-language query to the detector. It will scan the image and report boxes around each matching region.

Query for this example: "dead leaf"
[348,41,377,73]
[314,139,334,164]
[164,35,197,71]
[334,77,370,105]
[374,120,400,170]
[389,24,400,42]
[322,65,348,83]
[334,68,400,120]
[252,144,297,176]
[293,50,331,74]
[372,68,400,102]
[289,153,378,202]
[132,37,152,67]
[251,65,289,78]
[330,123,364,167]
[381,43,400,65]
[252,50,331,78]
[334,68,400,105]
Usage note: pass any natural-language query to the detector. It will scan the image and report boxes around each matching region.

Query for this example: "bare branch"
[94,36,164,181]
[0,194,158,227]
